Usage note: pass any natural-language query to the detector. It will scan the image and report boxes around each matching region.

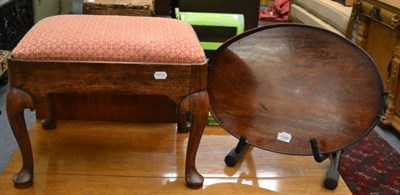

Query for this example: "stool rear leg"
[177,98,190,133]
[41,94,57,130]
[6,87,35,188]
[182,90,209,189]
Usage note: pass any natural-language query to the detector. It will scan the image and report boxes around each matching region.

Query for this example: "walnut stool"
[7,15,208,189]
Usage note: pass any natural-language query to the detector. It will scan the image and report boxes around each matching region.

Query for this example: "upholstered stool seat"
[12,15,205,63]
[7,15,209,189]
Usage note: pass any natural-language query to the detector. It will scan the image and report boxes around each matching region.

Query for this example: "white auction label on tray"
[277,132,292,143]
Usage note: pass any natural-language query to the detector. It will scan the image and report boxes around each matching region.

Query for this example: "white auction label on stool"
[154,71,167,79]
[277,132,292,143]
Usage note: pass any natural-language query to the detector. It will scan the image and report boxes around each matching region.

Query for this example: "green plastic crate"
[207,112,219,126]
[176,8,244,51]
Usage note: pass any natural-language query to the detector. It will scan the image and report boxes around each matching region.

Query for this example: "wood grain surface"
[208,24,385,155]
[0,121,351,194]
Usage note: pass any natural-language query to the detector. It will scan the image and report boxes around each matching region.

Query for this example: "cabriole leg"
[6,87,35,188]
[41,94,57,130]
[181,90,209,189]
[177,97,190,133]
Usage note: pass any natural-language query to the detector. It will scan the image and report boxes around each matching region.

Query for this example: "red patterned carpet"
[340,130,400,194]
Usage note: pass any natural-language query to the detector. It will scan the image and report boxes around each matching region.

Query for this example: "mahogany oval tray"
[208,24,385,155]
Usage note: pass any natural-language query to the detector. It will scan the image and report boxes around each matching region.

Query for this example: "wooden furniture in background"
[354,0,400,132]
[83,0,171,16]
[83,0,155,16]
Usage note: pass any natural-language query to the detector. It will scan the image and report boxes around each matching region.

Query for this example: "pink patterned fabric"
[12,15,206,64]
